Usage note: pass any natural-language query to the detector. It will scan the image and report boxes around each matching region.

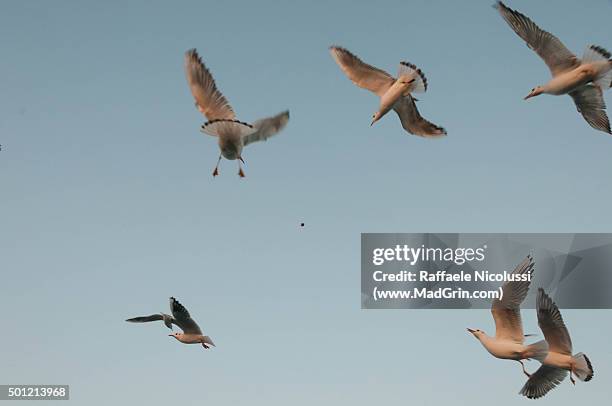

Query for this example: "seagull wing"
[495,2,579,76]
[329,46,395,97]
[169,297,202,334]
[491,255,535,342]
[569,85,611,134]
[519,365,567,399]
[125,314,164,323]
[126,313,175,330]
[392,96,447,137]
[536,288,572,355]
[184,49,236,121]
[243,111,290,146]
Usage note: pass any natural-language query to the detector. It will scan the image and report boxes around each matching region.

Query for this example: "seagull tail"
[572,353,594,382]
[200,119,257,137]
[525,340,549,363]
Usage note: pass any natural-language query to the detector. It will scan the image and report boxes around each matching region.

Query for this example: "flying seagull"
[467,255,548,376]
[329,46,446,137]
[495,1,612,134]
[184,49,290,177]
[519,288,594,399]
[126,297,215,349]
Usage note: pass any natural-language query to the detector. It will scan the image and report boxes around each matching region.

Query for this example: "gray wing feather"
[184,49,236,121]
[536,288,572,354]
[243,111,290,146]
[392,96,446,137]
[495,2,579,76]
[491,255,535,342]
[329,46,395,97]
[125,313,174,330]
[126,314,164,323]
[169,297,202,334]
[569,85,611,134]
[519,365,567,399]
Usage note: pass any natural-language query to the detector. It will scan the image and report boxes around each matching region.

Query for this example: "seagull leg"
[238,156,245,178]
[519,360,531,378]
[213,154,221,177]
[570,373,576,385]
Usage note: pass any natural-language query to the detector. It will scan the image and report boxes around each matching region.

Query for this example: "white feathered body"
[218,133,243,160]
[378,80,412,117]
[541,351,573,370]
[477,335,526,360]
[544,62,611,95]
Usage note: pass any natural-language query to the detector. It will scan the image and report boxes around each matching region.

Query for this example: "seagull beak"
[466,328,476,334]
[168,334,173,337]
[524,92,534,100]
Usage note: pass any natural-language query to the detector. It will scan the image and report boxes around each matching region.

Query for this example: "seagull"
[519,288,594,399]
[329,46,446,137]
[467,255,548,377]
[184,49,290,177]
[126,297,215,349]
[495,1,612,134]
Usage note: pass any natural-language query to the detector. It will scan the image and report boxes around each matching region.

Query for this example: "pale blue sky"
[1,0,612,404]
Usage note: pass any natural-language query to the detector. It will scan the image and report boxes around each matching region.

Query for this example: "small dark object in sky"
[300,223,304,227]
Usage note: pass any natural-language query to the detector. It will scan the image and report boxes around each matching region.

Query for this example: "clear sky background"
[1,0,612,404]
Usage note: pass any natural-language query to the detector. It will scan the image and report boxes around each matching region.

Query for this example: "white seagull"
[519,288,594,399]
[467,255,548,376]
[184,49,290,177]
[126,297,215,349]
[329,46,446,137]
[495,1,612,134]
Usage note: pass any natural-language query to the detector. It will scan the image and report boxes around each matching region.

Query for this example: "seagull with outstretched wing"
[126,297,215,349]
[495,1,612,134]
[467,255,548,377]
[329,46,446,137]
[519,289,594,399]
[185,49,290,177]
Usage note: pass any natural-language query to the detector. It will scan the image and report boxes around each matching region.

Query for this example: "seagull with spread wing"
[495,1,612,134]
[184,49,290,177]
[519,288,594,399]
[126,297,215,349]
[467,255,548,377]
[329,46,446,137]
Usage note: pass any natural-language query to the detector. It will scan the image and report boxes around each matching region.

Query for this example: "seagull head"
[371,112,382,126]
[524,86,544,100]
[466,328,486,340]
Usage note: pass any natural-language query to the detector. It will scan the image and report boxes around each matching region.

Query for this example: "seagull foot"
[239,169,245,178]
[519,360,532,378]
[212,168,219,177]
